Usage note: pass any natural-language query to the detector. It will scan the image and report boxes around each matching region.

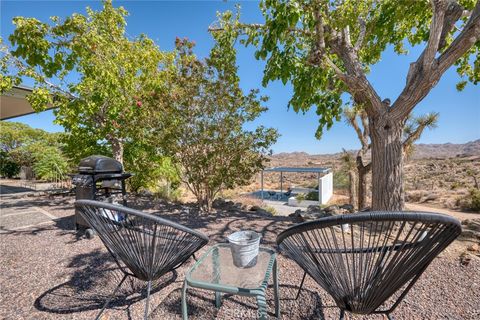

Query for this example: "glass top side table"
[182,243,280,319]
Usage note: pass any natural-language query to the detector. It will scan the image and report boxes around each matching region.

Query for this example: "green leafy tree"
[0,121,68,179]
[146,39,279,211]
[2,0,171,164]
[0,150,20,178]
[123,141,180,194]
[211,0,480,210]
[33,147,69,181]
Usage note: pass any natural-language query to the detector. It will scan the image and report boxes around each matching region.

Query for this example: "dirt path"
[406,202,479,221]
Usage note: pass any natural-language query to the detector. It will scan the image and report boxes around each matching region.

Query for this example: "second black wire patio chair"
[75,200,209,320]
[276,211,461,320]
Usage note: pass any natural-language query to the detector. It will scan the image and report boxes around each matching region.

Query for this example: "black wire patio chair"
[276,211,461,320]
[75,200,209,320]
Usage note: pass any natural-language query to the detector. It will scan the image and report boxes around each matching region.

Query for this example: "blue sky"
[1,1,479,154]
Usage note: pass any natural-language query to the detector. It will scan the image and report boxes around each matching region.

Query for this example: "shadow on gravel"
[34,249,177,316]
[0,216,75,236]
[148,206,293,246]
[0,184,35,194]
[149,283,327,320]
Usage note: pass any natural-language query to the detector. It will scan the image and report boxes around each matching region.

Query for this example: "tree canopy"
[211,0,479,137]
[142,38,279,211]
[2,0,171,163]
[210,0,480,210]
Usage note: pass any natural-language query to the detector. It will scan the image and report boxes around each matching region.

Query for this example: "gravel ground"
[0,195,479,319]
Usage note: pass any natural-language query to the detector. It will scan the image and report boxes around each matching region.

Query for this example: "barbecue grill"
[72,155,132,236]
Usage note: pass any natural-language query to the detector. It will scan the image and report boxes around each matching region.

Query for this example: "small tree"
[33,147,69,181]
[0,150,20,178]
[340,149,357,208]
[2,0,169,164]
[344,106,439,209]
[148,39,278,211]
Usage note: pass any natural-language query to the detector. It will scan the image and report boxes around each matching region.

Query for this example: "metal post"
[280,171,283,194]
[261,171,264,201]
[318,172,321,204]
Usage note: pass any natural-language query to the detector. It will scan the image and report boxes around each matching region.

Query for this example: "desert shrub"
[295,193,306,202]
[151,39,278,212]
[262,205,277,215]
[457,189,480,212]
[33,148,69,181]
[333,170,350,190]
[0,150,20,178]
[305,191,319,201]
[153,183,182,202]
[450,181,464,190]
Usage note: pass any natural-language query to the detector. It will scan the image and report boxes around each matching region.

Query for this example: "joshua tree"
[344,106,439,209]
[340,149,357,208]
[210,0,480,210]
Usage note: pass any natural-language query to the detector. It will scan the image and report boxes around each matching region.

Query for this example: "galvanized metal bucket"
[228,230,261,268]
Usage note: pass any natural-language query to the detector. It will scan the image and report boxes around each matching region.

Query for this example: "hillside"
[270,139,480,163]
[255,140,480,212]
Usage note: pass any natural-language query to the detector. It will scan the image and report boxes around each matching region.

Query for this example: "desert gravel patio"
[0,195,479,319]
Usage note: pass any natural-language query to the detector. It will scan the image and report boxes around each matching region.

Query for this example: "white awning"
[0,85,54,120]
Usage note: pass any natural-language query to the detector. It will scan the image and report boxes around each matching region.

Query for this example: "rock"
[242,204,253,211]
[421,193,438,202]
[233,202,243,209]
[307,205,322,213]
[460,251,472,266]
[289,209,303,217]
[139,189,153,197]
[250,205,262,212]
[340,204,355,213]
[324,205,339,213]
[324,205,350,215]
[299,212,315,221]
[212,198,226,208]
[467,243,479,252]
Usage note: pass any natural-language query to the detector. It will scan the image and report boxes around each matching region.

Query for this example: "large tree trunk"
[348,170,357,209]
[358,166,369,210]
[370,119,404,211]
[356,153,371,211]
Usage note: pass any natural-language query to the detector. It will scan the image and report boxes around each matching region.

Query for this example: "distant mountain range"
[410,139,480,159]
[272,139,480,162]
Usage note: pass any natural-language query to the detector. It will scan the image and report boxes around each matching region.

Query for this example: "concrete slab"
[0,211,51,230]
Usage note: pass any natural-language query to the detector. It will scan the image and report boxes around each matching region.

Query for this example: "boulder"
[212,198,226,208]
[307,205,322,213]
[340,204,355,213]
[324,205,350,215]
[324,205,339,213]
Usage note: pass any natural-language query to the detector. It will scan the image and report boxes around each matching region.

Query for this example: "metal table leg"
[273,259,280,318]
[182,281,188,320]
[256,292,268,320]
[213,246,222,308]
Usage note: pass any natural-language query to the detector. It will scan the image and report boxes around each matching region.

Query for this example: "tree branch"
[354,18,366,51]
[423,0,448,67]
[391,0,480,122]
[437,0,480,73]
[439,0,466,49]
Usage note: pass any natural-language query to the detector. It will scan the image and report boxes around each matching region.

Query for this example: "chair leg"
[181,281,188,320]
[295,271,307,300]
[95,273,128,320]
[339,309,346,320]
[256,293,268,320]
[143,280,152,320]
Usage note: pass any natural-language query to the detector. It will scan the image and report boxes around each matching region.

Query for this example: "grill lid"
[78,155,123,174]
